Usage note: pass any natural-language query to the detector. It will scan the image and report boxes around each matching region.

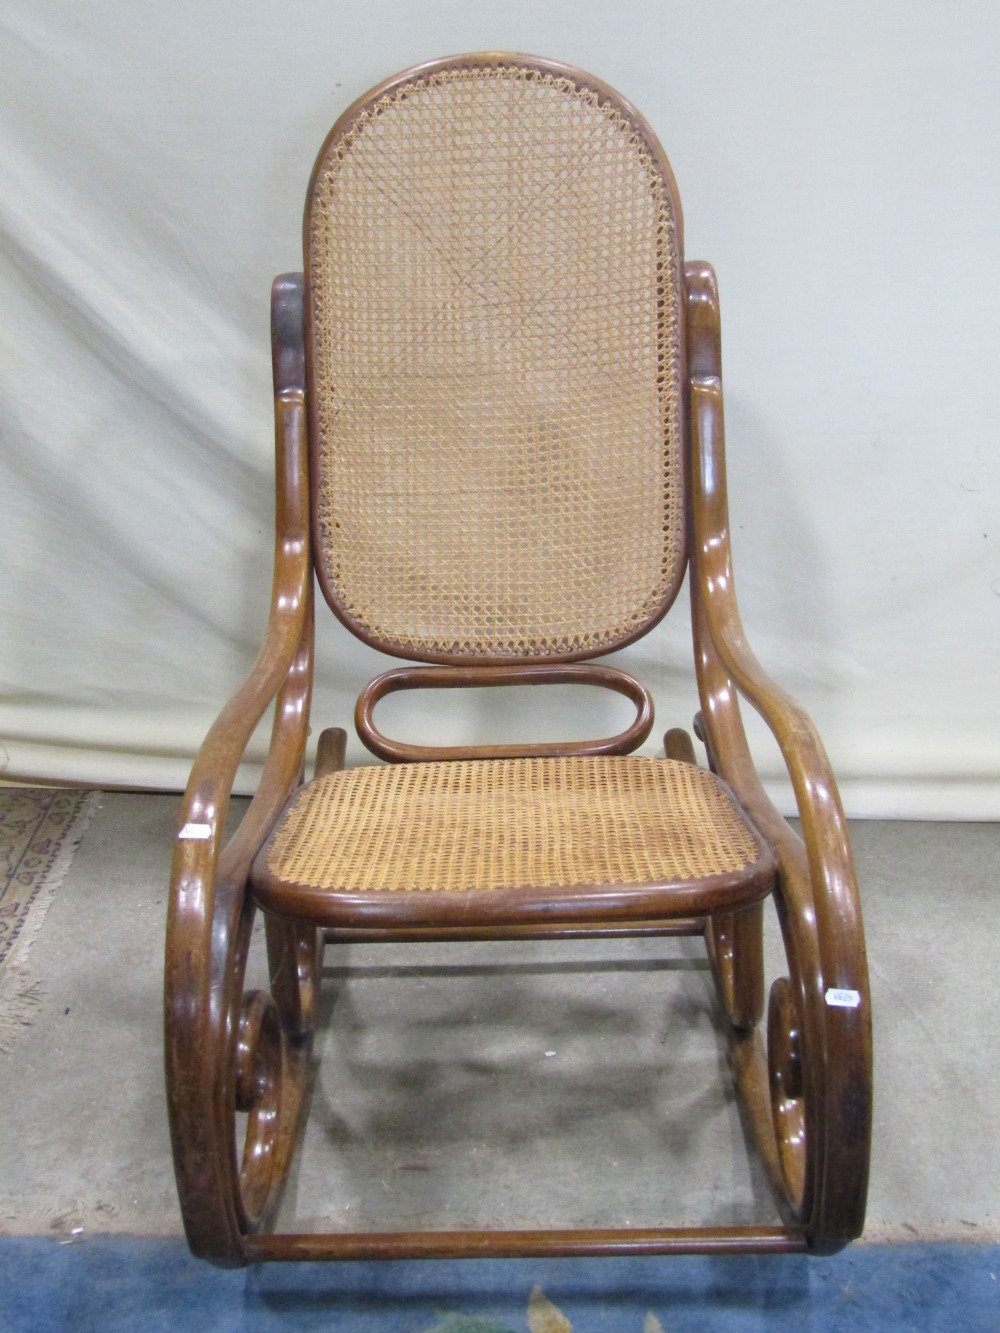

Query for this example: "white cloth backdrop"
[1,1,998,818]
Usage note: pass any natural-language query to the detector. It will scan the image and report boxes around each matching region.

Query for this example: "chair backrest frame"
[304,52,688,667]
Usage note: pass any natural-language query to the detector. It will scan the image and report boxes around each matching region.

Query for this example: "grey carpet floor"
[0,794,997,1244]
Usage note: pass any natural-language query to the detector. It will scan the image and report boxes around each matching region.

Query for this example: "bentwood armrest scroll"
[685,260,871,1246]
[169,275,313,913]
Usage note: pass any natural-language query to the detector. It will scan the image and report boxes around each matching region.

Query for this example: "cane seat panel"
[251,757,775,925]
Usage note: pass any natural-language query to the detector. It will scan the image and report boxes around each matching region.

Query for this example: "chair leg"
[664,726,765,1031]
[166,879,318,1263]
[166,732,342,1264]
[312,728,352,958]
[706,903,765,1031]
[727,880,870,1252]
[250,733,352,1229]
[692,711,716,771]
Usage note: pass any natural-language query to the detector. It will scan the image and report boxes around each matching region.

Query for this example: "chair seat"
[251,756,775,928]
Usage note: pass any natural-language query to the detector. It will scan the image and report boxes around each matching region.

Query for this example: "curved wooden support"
[692,711,716,771]
[314,726,347,779]
[356,663,654,762]
[164,273,316,1263]
[767,975,807,1214]
[706,903,764,1032]
[266,917,322,1040]
[662,724,763,1030]
[234,984,286,1228]
[664,727,697,765]
[685,260,872,1250]
[245,1225,807,1261]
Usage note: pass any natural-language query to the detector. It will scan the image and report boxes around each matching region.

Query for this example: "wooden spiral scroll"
[234,985,286,1227]
[707,891,816,1226]
[226,910,318,1235]
[767,975,808,1216]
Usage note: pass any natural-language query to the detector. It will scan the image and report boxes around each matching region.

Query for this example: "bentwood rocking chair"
[166,53,872,1263]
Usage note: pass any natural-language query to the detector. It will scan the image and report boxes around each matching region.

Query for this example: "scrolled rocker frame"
[165,65,872,1265]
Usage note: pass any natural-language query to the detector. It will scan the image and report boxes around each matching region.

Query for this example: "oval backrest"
[305,53,686,663]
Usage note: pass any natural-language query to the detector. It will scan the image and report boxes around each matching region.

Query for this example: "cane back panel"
[305,54,686,663]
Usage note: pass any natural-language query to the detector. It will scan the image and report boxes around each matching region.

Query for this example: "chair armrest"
[684,261,857,933]
[690,365,867,1022]
[170,274,312,918]
[691,372,854,892]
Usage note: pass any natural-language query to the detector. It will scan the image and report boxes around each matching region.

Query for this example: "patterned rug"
[0,787,99,1051]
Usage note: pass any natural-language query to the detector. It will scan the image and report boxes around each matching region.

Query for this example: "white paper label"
[178,822,212,840]
[825,987,862,1009]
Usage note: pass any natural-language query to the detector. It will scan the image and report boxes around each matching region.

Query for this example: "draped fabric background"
[1,1,998,817]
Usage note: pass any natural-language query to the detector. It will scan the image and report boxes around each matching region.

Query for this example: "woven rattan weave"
[306,58,685,661]
[259,756,762,897]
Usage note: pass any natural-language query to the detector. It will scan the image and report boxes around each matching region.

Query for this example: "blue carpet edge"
[2,1235,998,1331]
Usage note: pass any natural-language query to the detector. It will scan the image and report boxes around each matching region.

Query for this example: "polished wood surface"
[253,852,777,931]
[356,663,655,762]
[245,1225,808,1262]
[165,273,317,1259]
[165,59,872,1266]
[322,918,707,943]
[685,260,872,1250]
[663,726,697,765]
[313,725,347,779]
